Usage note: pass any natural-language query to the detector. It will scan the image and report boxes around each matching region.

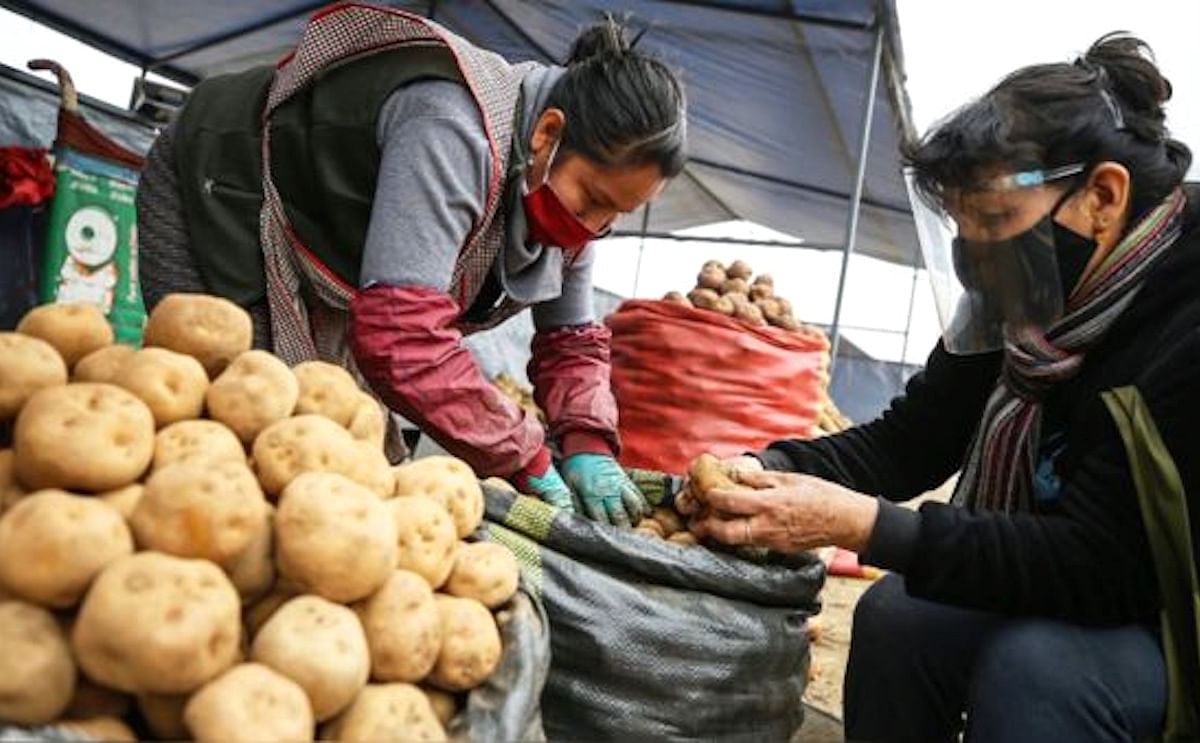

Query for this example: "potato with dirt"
[0,489,133,608]
[250,595,370,721]
[393,456,483,539]
[322,683,446,742]
[14,383,155,492]
[251,414,364,497]
[389,495,457,589]
[72,344,135,383]
[132,459,267,564]
[184,662,314,743]
[275,472,396,603]
[355,570,442,683]
[0,332,68,419]
[17,302,113,367]
[686,287,721,311]
[427,595,502,692]
[143,293,252,377]
[293,360,362,427]
[0,600,76,725]
[153,419,245,471]
[72,552,241,694]
[444,542,519,609]
[112,347,210,427]
[206,350,299,444]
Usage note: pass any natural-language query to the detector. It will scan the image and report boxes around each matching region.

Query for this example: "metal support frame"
[828,24,884,370]
[631,203,652,297]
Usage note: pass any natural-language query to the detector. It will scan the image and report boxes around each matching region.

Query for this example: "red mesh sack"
[606,299,829,473]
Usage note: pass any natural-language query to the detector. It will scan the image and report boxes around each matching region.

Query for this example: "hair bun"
[1083,33,1172,112]
[567,14,632,65]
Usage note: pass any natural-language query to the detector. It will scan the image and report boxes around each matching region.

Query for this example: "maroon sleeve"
[350,283,546,477]
[528,323,621,458]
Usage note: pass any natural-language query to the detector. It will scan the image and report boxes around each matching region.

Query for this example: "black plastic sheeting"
[0,0,921,267]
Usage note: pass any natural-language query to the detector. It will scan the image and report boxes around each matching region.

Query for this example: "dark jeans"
[843,574,1166,742]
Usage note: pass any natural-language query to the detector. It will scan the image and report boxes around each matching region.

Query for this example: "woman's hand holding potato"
[687,469,879,554]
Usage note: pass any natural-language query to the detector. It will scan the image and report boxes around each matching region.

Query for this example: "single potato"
[393,456,483,539]
[17,302,113,367]
[0,332,68,419]
[389,496,457,589]
[206,350,299,445]
[275,472,396,603]
[0,489,134,608]
[0,600,76,725]
[132,459,267,564]
[14,383,154,492]
[112,347,209,427]
[143,293,252,377]
[354,571,442,683]
[184,662,314,743]
[293,360,362,427]
[72,344,135,384]
[153,419,245,471]
[250,595,370,721]
[443,542,519,610]
[72,552,241,694]
[427,595,502,692]
[251,414,362,497]
[321,683,445,742]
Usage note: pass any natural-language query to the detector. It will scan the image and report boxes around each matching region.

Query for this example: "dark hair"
[545,14,687,178]
[904,33,1191,222]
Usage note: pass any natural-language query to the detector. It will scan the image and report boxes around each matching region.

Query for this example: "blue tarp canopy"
[0,0,920,267]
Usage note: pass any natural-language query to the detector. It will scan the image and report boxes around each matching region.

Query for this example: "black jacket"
[759,186,1200,625]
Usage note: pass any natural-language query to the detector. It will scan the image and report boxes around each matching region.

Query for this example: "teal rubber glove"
[523,464,575,511]
[562,453,649,527]
[511,449,575,512]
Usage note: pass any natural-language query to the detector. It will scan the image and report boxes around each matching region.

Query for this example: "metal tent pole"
[828,24,884,370]
[631,202,651,297]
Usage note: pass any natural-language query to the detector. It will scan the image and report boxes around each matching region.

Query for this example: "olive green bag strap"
[1102,386,1200,742]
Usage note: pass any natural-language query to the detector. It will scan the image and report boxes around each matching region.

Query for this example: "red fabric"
[350,284,544,477]
[607,299,829,473]
[0,148,54,208]
[529,324,620,458]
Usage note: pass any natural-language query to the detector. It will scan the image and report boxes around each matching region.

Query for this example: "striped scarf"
[955,188,1186,513]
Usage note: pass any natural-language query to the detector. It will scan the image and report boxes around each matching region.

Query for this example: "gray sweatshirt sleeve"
[531,243,597,330]
[359,80,492,293]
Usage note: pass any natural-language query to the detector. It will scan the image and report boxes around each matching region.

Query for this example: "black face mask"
[1052,221,1097,303]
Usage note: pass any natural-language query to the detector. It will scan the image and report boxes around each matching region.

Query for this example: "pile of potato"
[0,295,521,742]
[662,258,811,333]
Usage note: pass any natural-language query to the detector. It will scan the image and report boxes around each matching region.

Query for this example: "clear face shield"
[904,163,1085,354]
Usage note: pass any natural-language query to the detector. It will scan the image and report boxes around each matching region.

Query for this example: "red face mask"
[522,140,605,253]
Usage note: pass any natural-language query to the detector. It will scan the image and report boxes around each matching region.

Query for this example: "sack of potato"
[481,482,822,741]
[0,296,549,742]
